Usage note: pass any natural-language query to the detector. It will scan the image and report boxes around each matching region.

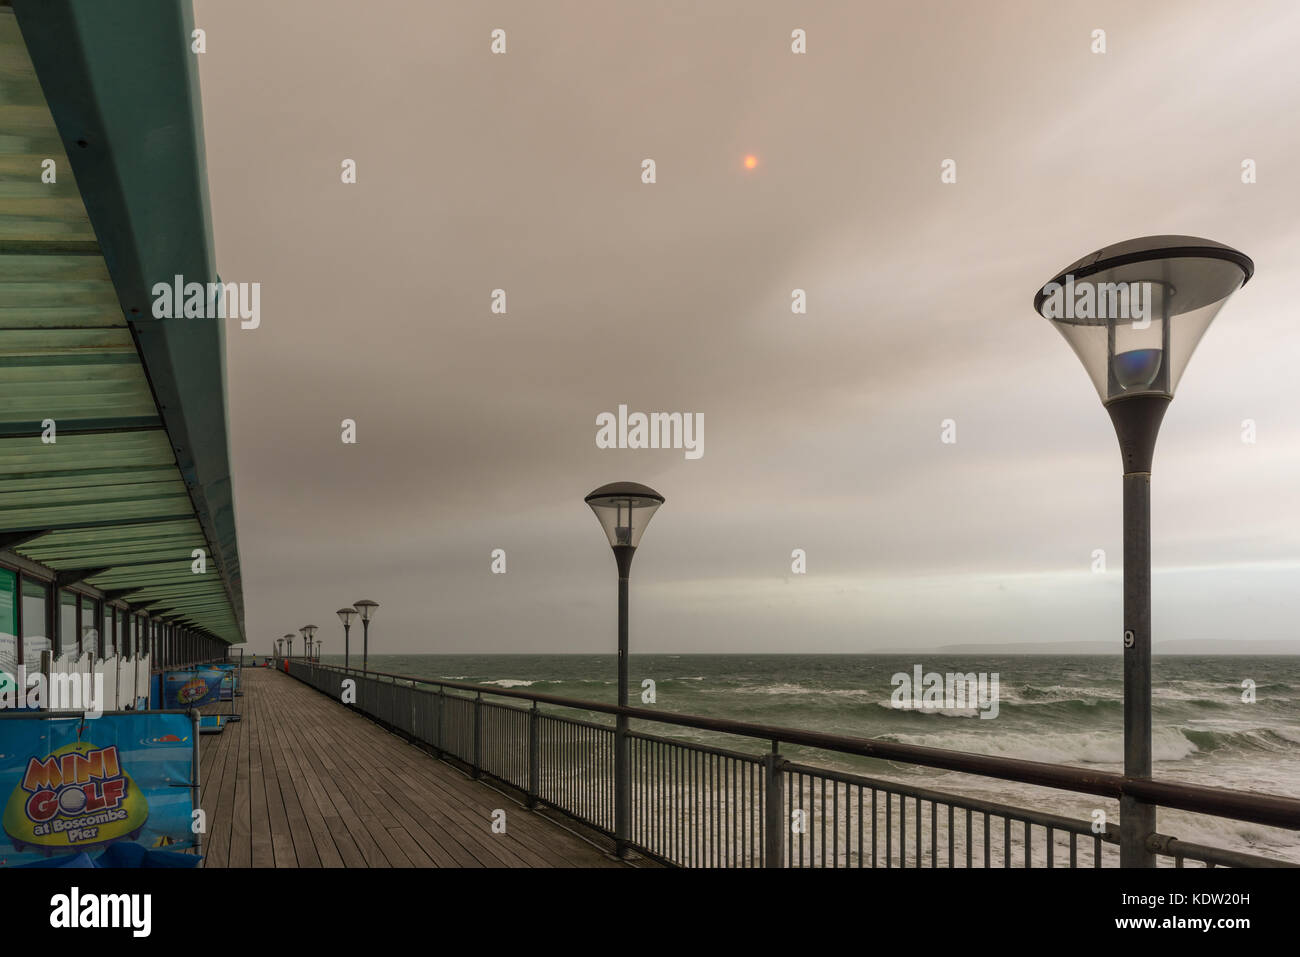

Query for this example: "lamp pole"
[337,608,357,670]
[585,481,664,859]
[1034,236,1252,866]
[1112,393,1164,866]
[353,601,378,674]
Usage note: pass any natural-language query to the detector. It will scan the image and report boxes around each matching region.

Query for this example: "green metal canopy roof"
[0,1,244,642]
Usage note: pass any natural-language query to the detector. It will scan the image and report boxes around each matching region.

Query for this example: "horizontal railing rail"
[278,658,1299,868]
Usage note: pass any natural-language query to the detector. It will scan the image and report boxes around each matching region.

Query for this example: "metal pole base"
[1121,795,1156,867]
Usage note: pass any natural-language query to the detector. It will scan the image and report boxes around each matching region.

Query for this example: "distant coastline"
[926,640,1300,656]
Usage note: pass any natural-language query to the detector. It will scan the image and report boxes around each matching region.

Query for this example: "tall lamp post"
[284,632,295,660]
[353,600,378,673]
[302,625,318,662]
[337,607,358,670]
[1033,236,1252,867]
[585,481,664,859]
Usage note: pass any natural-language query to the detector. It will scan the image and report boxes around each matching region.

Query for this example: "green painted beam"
[11,0,243,642]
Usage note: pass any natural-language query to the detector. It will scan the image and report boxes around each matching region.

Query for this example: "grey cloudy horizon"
[193,0,1300,655]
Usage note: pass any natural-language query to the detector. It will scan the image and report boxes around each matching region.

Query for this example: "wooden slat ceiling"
[0,8,240,641]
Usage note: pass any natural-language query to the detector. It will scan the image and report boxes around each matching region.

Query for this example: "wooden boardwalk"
[196,666,624,868]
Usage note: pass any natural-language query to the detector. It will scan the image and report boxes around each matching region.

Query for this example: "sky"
[192,0,1300,655]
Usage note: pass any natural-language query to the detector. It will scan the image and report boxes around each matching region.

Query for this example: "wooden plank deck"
[197,666,624,868]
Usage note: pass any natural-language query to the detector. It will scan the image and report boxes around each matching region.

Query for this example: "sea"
[318,652,1300,864]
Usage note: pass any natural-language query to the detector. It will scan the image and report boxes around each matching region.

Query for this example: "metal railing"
[281,660,1299,868]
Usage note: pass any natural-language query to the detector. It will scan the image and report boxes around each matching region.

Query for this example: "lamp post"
[585,481,664,859]
[1033,236,1252,867]
[284,632,295,660]
[353,600,378,673]
[337,608,357,670]
[302,625,318,662]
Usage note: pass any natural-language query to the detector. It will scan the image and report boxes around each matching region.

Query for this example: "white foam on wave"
[881,726,1200,765]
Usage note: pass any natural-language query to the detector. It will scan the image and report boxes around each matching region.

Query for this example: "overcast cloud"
[193,0,1300,654]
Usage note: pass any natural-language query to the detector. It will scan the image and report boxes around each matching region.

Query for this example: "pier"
[197,666,622,868]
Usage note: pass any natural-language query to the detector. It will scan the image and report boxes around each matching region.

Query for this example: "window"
[80,595,96,658]
[60,590,76,658]
[21,578,50,665]
[0,568,15,689]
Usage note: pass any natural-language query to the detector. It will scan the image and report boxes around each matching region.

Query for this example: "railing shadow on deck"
[267,658,1300,869]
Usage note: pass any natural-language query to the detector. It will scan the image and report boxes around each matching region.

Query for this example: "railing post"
[527,702,539,809]
[764,740,784,868]
[473,692,482,778]
[434,686,444,756]
[410,679,417,740]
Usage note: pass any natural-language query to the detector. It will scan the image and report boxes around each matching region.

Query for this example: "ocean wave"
[879,727,1198,765]
[718,682,1126,719]
[879,725,1300,766]
[480,678,536,688]
[1180,727,1300,755]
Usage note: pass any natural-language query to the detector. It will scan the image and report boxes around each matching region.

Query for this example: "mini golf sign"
[0,712,196,865]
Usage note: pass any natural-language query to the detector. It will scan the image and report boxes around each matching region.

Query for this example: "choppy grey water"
[318,653,1300,863]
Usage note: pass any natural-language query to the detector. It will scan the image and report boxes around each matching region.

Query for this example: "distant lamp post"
[302,625,318,662]
[284,632,295,660]
[585,481,664,859]
[337,608,358,670]
[353,600,378,673]
[1033,236,1252,867]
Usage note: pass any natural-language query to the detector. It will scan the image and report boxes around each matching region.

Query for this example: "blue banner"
[162,669,225,708]
[210,664,239,700]
[0,712,195,866]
